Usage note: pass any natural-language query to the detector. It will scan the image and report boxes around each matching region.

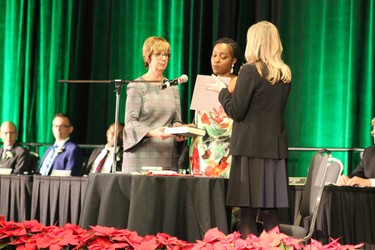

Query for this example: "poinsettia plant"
[192,227,364,250]
[0,216,364,250]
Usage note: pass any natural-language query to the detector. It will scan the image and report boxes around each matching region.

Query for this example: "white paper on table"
[190,75,230,112]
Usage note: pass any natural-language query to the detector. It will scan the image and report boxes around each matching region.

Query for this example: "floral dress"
[189,108,233,178]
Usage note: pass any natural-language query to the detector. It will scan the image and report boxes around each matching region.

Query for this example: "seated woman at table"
[122,36,188,173]
[338,117,375,187]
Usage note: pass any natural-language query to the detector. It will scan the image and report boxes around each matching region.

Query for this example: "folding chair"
[279,149,343,241]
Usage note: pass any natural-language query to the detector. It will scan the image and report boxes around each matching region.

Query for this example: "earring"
[230,64,234,74]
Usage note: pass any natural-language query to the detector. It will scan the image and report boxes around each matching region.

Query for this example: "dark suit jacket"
[39,140,83,176]
[0,142,31,174]
[82,145,123,175]
[349,145,375,178]
[219,64,291,159]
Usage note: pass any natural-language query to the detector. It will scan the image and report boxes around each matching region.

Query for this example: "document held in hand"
[190,75,230,112]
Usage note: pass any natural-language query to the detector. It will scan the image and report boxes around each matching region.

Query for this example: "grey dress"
[122,79,182,173]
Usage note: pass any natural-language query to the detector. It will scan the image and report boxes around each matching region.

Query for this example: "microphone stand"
[57,78,162,174]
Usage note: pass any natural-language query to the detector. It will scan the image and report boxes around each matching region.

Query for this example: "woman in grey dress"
[122,36,187,173]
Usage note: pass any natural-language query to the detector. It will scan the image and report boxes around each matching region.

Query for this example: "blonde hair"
[142,36,171,68]
[371,117,375,127]
[245,21,292,84]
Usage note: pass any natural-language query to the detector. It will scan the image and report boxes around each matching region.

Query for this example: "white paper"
[190,75,230,112]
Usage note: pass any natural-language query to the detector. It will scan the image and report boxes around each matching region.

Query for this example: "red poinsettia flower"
[324,237,365,250]
[112,228,144,248]
[1,225,27,238]
[22,220,44,233]
[202,227,226,243]
[259,228,284,247]
[86,236,127,250]
[36,227,80,250]
[0,217,367,250]
[232,237,248,249]
[136,236,161,250]
[10,233,39,249]
[281,235,303,249]
[155,232,192,249]
[303,238,324,250]
[191,240,215,250]
[90,225,120,236]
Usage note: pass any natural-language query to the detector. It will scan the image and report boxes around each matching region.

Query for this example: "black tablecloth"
[30,175,88,226]
[317,185,375,248]
[2,174,374,247]
[0,175,33,221]
[79,174,230,242]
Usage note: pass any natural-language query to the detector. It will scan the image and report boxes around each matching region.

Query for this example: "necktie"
[95,150,109,173]
[39,145,57,175]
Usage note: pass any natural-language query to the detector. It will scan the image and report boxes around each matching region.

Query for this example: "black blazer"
[82,145,123,175]
[0,142,31,174]
[349,145,375,178]
[219,64,291,159]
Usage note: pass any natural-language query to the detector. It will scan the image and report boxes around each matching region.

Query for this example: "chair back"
[29,152,40,174]
[296,149,343,240]
[299,149,329,218]
[325,157,343,185]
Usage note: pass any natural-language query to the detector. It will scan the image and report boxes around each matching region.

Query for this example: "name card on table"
[0,168,12,175]
[51,170,71,177]
[289,177,307,186]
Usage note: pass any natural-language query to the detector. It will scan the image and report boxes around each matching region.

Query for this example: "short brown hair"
[142,36,170,68]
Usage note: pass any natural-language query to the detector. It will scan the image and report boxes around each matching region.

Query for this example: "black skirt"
[226,156,289,208]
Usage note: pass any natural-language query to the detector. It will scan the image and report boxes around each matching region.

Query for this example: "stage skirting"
[0,174,375,246]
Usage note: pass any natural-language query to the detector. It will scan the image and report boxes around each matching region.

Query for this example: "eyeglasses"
[1,132,16,136]
[152,53,171,59]
[53,125,71,129]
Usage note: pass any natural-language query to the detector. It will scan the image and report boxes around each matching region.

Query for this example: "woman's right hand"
[147,127,175,140]
[206,74,227,93]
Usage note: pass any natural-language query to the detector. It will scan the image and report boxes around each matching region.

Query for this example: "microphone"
[160,74,188,90]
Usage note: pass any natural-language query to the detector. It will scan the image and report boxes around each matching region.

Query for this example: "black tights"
[240,207,279,238]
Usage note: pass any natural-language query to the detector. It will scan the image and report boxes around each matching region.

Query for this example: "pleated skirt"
[226,156,289,208]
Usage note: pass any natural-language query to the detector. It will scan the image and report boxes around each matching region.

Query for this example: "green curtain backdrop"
[0,0,373,176]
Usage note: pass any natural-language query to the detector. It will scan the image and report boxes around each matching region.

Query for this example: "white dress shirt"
[90,145,119,173]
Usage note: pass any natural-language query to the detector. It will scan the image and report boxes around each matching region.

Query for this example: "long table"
[0,175,33,222]
[1,175,375,246]
[79,173,230,242]
[317,185,375,248]
[30,175,88,226]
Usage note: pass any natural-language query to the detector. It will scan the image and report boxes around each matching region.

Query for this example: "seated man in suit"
[0,121,31,174]
[82,122,124,175]
[338,117,375,187]
[38,113,83,176]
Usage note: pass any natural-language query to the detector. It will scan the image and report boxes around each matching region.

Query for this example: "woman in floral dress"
[189,38,241,177]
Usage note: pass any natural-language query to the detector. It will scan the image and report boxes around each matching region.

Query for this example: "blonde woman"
[207,21,292,237]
